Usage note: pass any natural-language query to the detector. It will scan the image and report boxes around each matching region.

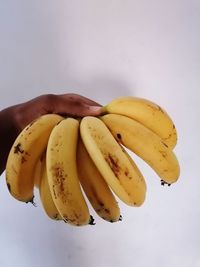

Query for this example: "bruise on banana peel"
[50,162,67,201]
[108,134,139,182]
[13,143,30,164]
[11,142,37,199]
[104,152,135,198]
[63,213,82,225]
[105,153,133,182]
[105,153,120,179]
[14,143,24,154]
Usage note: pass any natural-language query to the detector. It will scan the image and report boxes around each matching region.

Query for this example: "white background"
[0,1,200,267]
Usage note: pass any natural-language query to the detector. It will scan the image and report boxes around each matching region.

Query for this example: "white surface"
[0,1,200,267]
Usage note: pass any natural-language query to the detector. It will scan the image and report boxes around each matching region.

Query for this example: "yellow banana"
[77,138,121,222]
[39,153,62,220]
[46,118,93,226]
[33,156,43,188]
[101,114,180,184]
[80,116,146,206]
[6,114,63,203]
[102,96,177,148]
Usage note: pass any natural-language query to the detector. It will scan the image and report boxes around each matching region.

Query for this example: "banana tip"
[89,215,96,225]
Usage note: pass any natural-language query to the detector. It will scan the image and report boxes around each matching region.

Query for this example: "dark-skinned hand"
[0,93,102,175]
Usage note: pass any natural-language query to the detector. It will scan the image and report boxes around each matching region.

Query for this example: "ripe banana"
[101,114,180,184]
[33,156,43,188]
[39,153,62,220]
[77,138,121,222]
[80,116,147,206]
[6,114,64,203]
[46,118,93,226]
[102,96,177,148]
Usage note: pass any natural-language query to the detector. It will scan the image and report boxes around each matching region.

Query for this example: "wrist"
[0,105,20,174]
[0,105,19,133]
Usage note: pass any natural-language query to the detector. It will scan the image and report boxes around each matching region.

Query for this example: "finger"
[59,94,102,107]
[54,104,102,117]
[77,105,103,117]
[53,94,103,117]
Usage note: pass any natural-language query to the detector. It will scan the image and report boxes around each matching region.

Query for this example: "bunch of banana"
[5,96,180,227]
[100,96,180,185]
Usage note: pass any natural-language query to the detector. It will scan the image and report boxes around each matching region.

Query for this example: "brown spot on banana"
[21,156,27,163]
[105,153,121,178]
[28,120,36,128]
[124,169,129,177]
[99,202,104,207]
[96,209,101,213]
[117,133,122,139]
[104,208,110,214]
[116,133,126,147]
[162,141,168,148]
[64,214,81,225]
[51,162,66,199]
[14,143,24,154]
[159,150,167,158]
[53,214,60,220]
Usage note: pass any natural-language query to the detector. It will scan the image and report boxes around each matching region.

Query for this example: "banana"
[80,116,146,206]
[102,96,177,148]
[33,156,43,188]
[77,138,121,222]
[101,114,180,184]
[46,118,93,226]
[6,114,64,203]
[39,152,62,220]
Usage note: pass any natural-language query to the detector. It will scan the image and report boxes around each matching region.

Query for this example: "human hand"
[14,93,102,132]
[0,93,102,174]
